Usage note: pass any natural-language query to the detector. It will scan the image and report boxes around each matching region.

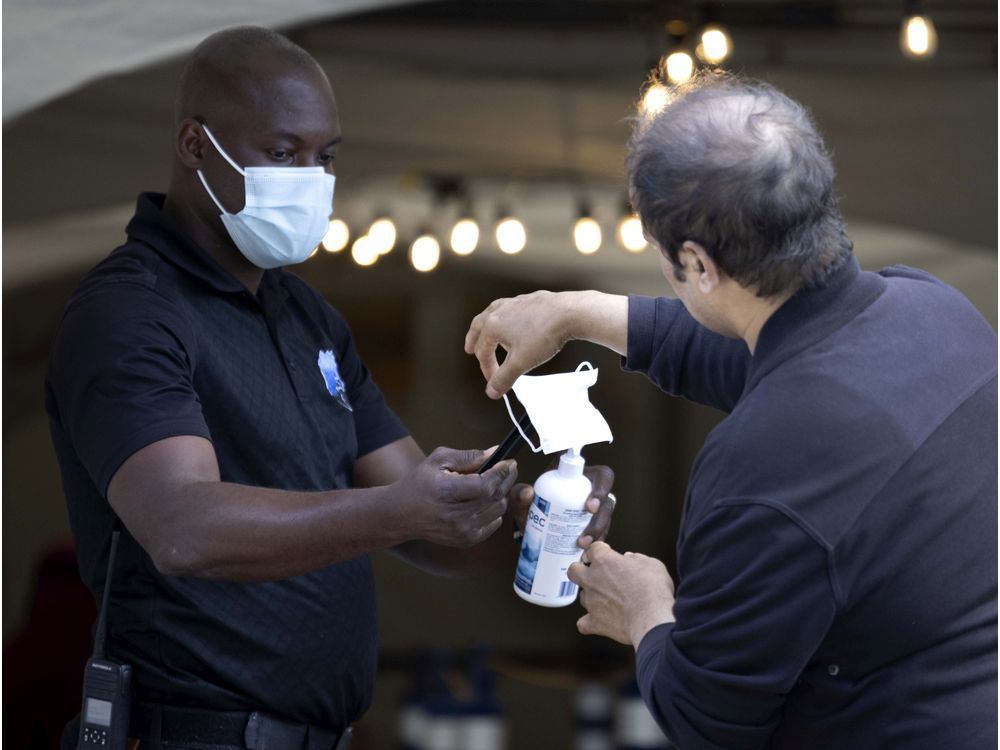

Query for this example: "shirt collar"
[124,192,283,296]
[745,256,887,393]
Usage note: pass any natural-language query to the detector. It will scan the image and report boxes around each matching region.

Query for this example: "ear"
[175,119,206,169]
[682,241,721,294]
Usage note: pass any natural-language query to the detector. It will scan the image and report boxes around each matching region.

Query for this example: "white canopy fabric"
[2,0,422,122]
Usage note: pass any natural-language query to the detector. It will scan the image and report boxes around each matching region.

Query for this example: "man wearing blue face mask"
[45,26,615,750]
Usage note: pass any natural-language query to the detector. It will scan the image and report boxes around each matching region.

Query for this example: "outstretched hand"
[464,290,572,399]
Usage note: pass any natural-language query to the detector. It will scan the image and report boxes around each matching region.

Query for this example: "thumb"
[486,360,521,400]
[429,446,488,473]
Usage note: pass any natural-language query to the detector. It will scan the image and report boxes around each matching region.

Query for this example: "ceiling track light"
[659,24,696,86]
[410,230,441,272]
[366,214,397,255]
[351,234,379,267]
[495,209,526,255]
[616,200,647,253]
[573,203,602,255]
[901,1,938,60]
[321,218,350,253]
[662,48,695,85]
[450,197,480,256]
[696,24,733,65]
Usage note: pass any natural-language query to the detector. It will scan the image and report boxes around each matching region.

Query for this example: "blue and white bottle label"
[514,494,591,601]
[515,496,549,594]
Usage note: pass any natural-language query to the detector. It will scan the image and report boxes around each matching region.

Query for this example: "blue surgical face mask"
[196,125,336,269]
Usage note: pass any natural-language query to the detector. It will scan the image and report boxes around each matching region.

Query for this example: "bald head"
[175,26,330,125]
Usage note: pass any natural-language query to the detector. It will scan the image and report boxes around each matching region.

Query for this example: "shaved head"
[174,26,330,125]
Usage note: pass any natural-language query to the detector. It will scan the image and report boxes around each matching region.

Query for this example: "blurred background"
[3,1,997,748]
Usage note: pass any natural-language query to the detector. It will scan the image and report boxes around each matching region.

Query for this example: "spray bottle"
[513,446,593,607]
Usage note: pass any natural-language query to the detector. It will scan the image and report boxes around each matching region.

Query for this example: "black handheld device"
[77,529,132,750]
[477,412,537,474]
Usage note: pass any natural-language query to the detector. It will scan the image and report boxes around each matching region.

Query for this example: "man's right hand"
[398,446,518,548]
[464,290,629,398]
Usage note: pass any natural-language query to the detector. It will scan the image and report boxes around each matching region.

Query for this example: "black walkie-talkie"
[77,529,132,750]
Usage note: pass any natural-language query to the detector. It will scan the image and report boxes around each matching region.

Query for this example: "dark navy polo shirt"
[45,193,408,728]
[625,258,997,749]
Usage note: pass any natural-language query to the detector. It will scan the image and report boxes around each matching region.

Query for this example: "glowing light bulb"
[495,217,526,255]
[617,214,647,253]
[696,26,732,65]
[351,235,379,267]
[641,83,671,115]
[450,218,479,255]
[901,14,937,59]
[664,51,694,85]
[367,217,397,255]
[410,234,441,272]
[573,216,602,255]
[322,219,350,252]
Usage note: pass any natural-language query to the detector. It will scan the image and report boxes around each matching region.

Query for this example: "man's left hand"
[568,541,676,648]
[507,464,616,547]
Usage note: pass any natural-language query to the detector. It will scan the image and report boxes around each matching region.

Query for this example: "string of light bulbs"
[317,199,649,272]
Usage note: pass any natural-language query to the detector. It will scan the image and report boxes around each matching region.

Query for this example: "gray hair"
[626,71,853,297]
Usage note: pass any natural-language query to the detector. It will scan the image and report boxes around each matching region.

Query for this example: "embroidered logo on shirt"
[317,349,352,412]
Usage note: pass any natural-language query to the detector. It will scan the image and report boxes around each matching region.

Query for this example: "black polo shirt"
[45,192,408,728]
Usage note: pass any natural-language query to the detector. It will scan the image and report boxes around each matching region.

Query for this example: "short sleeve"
[46,282,211,495]
[625,295,751,412]
[635,501,838,749]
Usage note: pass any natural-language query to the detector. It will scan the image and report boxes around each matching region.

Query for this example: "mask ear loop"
[575,361,595,372]
[195,170,230,215]
[502,393,542,453]
[200,125,247,176]
[195,125,247,217]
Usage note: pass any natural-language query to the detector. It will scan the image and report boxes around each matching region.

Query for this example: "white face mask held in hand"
[196,125,336,269]
[502,361,613,454]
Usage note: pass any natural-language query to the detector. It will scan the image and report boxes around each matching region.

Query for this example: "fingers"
[471,489,508,527]
[486,358,525,401]
[580,491,616,548]
[463,307,491,355]
[466,303,508,398]
[429,446,490,474]
[577,614,593,635]
[584,464,616,498]
[586,540,615,562]
[579,466,615,547]
[441,460,517,504]
[475,339,504,398]
[567,560,589,586]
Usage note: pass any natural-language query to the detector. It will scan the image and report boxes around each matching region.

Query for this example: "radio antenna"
[91,529,120,660]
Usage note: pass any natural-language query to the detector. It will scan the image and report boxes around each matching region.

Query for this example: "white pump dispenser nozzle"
[559,446,585,478]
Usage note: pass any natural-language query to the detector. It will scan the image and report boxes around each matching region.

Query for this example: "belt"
[131,703,352,750]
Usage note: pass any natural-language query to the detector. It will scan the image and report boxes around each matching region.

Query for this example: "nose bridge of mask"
[502,361,613,455]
